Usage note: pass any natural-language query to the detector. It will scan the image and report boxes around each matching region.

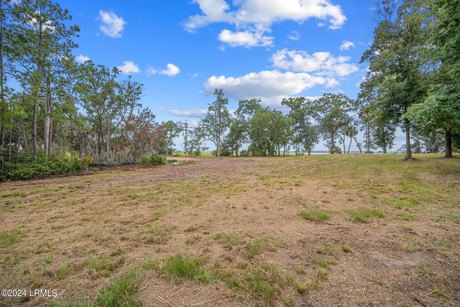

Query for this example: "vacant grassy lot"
[1,154,459,306]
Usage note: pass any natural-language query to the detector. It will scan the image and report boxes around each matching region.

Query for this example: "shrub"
[149,153,166,165]
[139,153,166,166]
[1,154,84,181]
[139,155,150,165]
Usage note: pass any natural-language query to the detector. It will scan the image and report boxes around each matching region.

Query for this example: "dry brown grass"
[0,154,459,306]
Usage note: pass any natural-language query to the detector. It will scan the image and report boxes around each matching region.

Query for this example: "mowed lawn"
[1,154,459,306]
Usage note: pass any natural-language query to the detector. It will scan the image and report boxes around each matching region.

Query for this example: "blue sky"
[59,0,404,151]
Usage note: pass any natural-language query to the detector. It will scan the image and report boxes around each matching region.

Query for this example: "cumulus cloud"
[185,0,346,32]
[160,63,180,77]
[218,29,273,47]
[147,64,180,77]
[75,55,90,63]
[204,70,331,104]
[99,11,126,38]
[271,49,359,77]
[117,61,140,74]
[185,0,345,47]
[169,109,208,118]
[340,40,355,50]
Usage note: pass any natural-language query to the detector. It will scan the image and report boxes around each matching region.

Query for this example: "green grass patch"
[0,190,27,197]
[404,242,417,253]
[395,212,416,221]
[298,209,332,223]
[88,257,125,277]
[348,208,384,223]
[441,214,460,224]
[341,243,352,253]
[314,244,335,255]
[244,265,286,305]
[0,229,23,247]
[394,197,419,209]
[314,257,337,268]
[96,271,141,306]
[55,263,77,280]
[156,253,213,282]
[246,239,265,258]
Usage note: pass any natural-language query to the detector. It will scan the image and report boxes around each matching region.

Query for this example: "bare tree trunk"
[48,117,52,156]
[44,75,51,158]
[216,135,220,157]
[445,129,453,158]
[347,137,352,154]
[404,118,413,160]
[330,132,335,154]
[32,92,38,160]
[7,127,12,163]
[366,123,371,153]
[353,137,363,154]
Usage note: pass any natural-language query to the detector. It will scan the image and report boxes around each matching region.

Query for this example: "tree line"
[170,0,459,159]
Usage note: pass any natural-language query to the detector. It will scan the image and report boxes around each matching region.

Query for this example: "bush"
[0,153,84,181]
[139,155,150,165]
[139,153,166,166]
[150,153,166,165]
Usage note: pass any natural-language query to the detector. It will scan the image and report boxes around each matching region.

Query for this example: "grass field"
[1,154,459,306]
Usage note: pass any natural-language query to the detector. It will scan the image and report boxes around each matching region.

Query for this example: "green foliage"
[1,154,84,181]
[360,0,430,159]
[248,108,291,156]
[139,155,150,165]
[140,153,166,165]
[200,89,231,157]
[315,93,357,154]
[282,97,320,154]
[161,120,181,155]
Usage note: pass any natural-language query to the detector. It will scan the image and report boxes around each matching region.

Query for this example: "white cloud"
[99,11,126,38]
[218,29,273,47]
[186,0,346,31]
[204,70,331,104]
[340,40,355,50]
[117,61,140,74]
[185,0,345,47]
[160,63,180,77]
[75,55,90,63]
[169,109,208,118]
[271,49,359,77]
